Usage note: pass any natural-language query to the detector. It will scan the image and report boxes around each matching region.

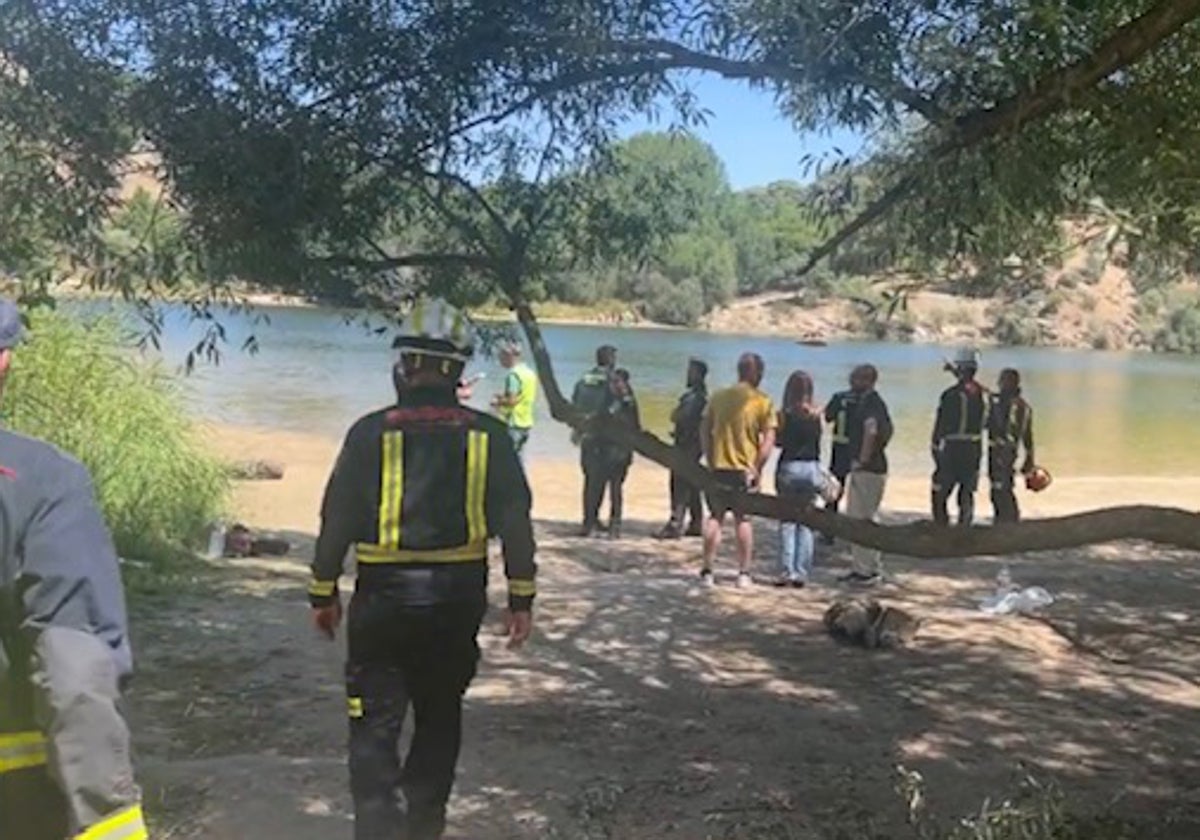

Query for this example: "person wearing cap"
[570,344,622,537]
[0,300,148,840]
[931,347,988,526]
[490,342,539,460]
[987,368,1036,522]
[656,357,708,539]
[308,297,536,840]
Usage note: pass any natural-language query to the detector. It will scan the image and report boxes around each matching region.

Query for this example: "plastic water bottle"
[996,564,1014,593]
[205,521,227,560]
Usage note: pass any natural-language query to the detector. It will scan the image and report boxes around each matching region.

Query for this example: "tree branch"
[938,0,1200,156]
[583,36,946,122]
[506,299,1200,558]
[783,0,1200,284]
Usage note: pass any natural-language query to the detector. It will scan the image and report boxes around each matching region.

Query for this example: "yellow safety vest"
[502,364,538,430]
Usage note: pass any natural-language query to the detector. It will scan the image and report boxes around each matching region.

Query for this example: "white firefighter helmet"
[392,297,476,363]
[951,346,981,368]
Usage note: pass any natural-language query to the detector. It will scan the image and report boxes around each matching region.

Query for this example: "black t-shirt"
[777,410,821,462]
[848,390,893,474]
[824,390,860,450]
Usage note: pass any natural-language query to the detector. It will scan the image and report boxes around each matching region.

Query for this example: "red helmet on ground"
[1025,466,1052,492]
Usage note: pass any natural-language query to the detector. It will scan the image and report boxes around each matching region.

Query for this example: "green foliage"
[1152,302,1200,354]
[633,272,706,326]
[6,312,228,562]
[988,299,1046,347]
[896,766,1145,840]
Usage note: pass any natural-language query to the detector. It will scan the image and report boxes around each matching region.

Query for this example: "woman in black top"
[774,371,830,586]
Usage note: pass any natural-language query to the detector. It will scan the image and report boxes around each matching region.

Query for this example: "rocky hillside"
[705,234,1198,352]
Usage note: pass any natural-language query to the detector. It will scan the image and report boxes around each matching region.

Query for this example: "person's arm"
[823,394,839,423]
[20,458,146,838]
[486,428,537,647]
[856,417,879,469]
[755,402,778,478]
[931,392,948,450]
[310,424,369,611]
[1021,404,1036,473]
[700,406,714,465]
[494,371,522,408]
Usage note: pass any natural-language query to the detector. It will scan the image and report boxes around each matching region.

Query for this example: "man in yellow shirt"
[699,353,778,588]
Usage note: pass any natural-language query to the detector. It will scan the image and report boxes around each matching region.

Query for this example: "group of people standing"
[566,342,1040,590]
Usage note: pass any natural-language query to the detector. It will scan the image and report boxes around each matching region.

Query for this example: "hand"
[312,601,343,640]
[505,609,533,649]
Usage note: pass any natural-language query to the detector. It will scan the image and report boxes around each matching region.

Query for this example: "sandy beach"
[126,422,1200,838]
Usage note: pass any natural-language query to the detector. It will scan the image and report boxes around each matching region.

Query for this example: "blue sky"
[619,74,865,190]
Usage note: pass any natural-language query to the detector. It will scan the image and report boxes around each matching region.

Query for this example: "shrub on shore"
[6,311,228,563]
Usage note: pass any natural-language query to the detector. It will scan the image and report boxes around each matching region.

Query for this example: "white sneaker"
[736,572,753,589]
[700,569,716,588]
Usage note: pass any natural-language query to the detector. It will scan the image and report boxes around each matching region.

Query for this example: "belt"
[356,542,487,564]
[944,434,982,443]
[0,730,47,774]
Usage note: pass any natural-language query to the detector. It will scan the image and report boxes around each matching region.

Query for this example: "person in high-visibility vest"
[309,297,536,840]
[0,299,147,840]
[931,347,988,526]
[490,343,538,459]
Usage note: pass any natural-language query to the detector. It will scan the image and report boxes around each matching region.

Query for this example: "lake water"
[90,303,1200,477]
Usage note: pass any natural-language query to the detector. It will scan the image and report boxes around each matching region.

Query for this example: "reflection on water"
[76,302,1200,477]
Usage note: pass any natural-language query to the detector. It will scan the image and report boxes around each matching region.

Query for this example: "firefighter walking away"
[0,299,147,840]
[308,297,537,840]
[931,347,987,526]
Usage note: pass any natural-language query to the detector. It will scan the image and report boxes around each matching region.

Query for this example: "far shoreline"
[54,284,1173,354]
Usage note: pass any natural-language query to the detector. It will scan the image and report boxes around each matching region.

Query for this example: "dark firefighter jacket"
[0,429,145,839]
[309,387,537,612]
[932,380,988,447]
[987,392,1035,455]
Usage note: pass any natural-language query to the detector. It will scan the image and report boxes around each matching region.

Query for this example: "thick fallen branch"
[508,299,1200,558]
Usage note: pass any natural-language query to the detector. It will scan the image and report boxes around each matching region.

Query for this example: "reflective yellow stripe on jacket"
[0,730,47,774]
[77,804,148,840]
[378,431,405,548]
[360,429,489,564]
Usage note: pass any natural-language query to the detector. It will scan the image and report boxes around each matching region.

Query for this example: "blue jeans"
[776,460,825,582]
[508,427,531,462]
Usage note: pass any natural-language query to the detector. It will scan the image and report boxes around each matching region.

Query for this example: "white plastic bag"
[979,586,1054,615]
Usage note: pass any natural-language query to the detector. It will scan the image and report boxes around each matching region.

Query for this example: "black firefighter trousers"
[988,446,1021,523]
[932,442,982,526]
[346,591,486,840]
[667,445,704,532]
[581,442,630,531]
[0,764,69,840]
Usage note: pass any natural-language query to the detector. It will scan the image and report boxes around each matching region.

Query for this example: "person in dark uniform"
[823,378,860,514]
[987,368,1036,523]
[656,358,708,539]
[0,300,147,840]
[571,345,620,537]
[308,297,536,840]
[602,368,641,540]
[931,347,988,526]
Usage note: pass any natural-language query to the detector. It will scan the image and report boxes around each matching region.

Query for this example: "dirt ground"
[127,426,1200,839]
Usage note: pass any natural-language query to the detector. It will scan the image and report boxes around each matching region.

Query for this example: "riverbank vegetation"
[5,312,228,565]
